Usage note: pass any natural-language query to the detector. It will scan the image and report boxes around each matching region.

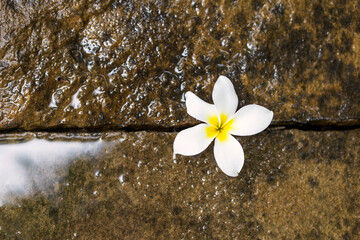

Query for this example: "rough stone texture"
[1,0,359,130]
[0,129,359,239]
[0,1,359,239]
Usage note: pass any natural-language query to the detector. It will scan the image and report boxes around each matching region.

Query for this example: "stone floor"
[0,0,359,239]
[0,130,359,239]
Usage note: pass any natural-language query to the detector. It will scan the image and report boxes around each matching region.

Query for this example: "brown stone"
[0,129,359,239]
[1,0,359,130]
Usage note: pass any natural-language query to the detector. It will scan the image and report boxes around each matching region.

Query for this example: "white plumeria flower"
[173,76,273,177]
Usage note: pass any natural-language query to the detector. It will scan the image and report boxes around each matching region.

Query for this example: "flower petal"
[214,135,244,177]
[185,91,218,124]
[229,104,273,136]
[212,76,238,117]
[173,123,215,156]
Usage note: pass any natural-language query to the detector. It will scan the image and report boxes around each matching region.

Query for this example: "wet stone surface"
[0,129,359,239]
[1,0,360,130]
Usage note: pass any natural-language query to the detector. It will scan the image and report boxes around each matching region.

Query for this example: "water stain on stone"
[307,176,319,188]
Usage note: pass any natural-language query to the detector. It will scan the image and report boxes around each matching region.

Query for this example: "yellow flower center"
[205,114,234,142]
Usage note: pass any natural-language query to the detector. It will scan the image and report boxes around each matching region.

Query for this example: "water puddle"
[0,138,104,206]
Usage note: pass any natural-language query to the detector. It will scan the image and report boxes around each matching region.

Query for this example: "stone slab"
[0,0,359,130]
[0,129,359,239]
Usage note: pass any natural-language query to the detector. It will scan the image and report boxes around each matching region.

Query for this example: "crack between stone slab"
[0,120,359,134]
[268,123,360,131]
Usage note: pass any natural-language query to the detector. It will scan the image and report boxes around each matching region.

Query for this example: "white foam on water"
[0,139,103,206]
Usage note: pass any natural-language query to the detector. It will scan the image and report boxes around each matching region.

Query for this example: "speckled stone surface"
[1,0,359,130]
[1,0,359,239]
[0,130,358,239]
